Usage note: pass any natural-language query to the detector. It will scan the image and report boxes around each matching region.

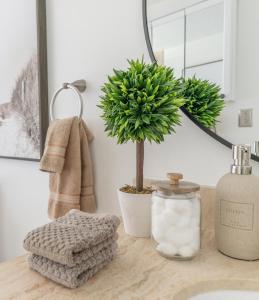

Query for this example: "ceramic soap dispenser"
[215,144,259,260]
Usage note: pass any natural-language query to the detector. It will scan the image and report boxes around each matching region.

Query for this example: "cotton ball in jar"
[152,196,165,217]
[178,245,196,258]
[165,199,178,211]
[174,200,192,215]
[191,197,200,217]
[165,227,195,248]
[162,209,181,227]
[191,226,200,245]
[152,195,166,208]
[176,214,192,228]
[189,197,200,227]
[152,214,167,243]
[156,242,178,256]
[152,202,164,216]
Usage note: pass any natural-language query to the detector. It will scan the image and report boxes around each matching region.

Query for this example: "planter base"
[117,189,152,238]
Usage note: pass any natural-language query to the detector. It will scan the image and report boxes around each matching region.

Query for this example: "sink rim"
[173,279,259,300]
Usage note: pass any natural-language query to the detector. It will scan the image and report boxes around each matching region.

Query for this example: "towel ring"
[50,79,87,121]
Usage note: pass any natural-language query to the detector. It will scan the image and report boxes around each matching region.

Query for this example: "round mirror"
[143,0,259,162]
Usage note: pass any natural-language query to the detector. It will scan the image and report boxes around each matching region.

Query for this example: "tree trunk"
[136,141,144,192]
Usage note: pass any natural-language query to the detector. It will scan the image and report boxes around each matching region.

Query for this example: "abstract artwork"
[0,0,48,160]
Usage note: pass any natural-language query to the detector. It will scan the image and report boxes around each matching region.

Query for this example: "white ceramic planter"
[117,189,152,238]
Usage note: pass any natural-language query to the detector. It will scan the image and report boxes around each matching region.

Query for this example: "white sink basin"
[189,290,259,300]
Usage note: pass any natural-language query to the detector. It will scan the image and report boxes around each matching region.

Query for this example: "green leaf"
[135,119,141,129]
[98,57,184,144]
[180,76,224,128]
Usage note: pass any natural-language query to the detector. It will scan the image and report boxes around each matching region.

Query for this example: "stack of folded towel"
[23,209,120,288]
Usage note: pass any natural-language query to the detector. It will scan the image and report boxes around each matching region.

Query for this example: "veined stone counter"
[1,187,259,300]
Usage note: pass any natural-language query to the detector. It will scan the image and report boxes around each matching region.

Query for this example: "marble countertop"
[1,188,259,300]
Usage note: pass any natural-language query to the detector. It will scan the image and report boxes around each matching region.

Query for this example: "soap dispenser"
[215,144,259,260]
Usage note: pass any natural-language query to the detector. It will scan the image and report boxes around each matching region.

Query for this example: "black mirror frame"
[142,0,259,162]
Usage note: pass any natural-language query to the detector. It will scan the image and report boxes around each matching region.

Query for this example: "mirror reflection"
[146,0,259,156]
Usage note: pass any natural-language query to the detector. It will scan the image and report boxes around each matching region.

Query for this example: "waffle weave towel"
[28,244,116,288]
[23,210,120,267]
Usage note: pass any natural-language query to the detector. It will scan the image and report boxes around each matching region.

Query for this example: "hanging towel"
[40,117,96,219]
[23,210,120,267]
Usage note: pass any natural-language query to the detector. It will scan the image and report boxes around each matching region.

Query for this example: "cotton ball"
[172,201,192,228]
[187,198,200,227]
[174,200,192,216]
[152,202,164,216]
[152,195,165,208]
[178,245,195,258]
[176,214,192,228]
[152,227,165,243]
[191,197,201,218]
[191,227,200,247]
[162,209,180,226]
[156,242,178,256]
[152,198,167,243]
[152,196,166,216]
[165,199,177,211]
[165,227,194,248]
[152,215,167,243]
[182,227,200,253]
[175,199,192,211]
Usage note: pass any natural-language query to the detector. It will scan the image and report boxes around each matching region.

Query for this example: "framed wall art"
[0,0,48,161]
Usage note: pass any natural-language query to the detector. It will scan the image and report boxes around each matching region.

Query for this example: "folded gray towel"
[23,210,120,267]
[28,244,116,288]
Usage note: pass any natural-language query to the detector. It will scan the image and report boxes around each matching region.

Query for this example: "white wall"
[1,0,259,262]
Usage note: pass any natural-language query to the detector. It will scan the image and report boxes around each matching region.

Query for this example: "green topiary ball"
[180,76,225,129]
[99,59,185,144]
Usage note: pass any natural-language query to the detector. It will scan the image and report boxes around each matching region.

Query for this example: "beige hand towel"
[28,244,116,288]
[23,210,120,267]
[40,117,96,219]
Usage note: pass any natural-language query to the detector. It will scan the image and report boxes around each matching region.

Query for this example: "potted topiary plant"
[99,58,184,237]
[180,76,225,129]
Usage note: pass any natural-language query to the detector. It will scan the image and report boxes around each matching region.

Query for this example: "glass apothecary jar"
[152,173,201,260]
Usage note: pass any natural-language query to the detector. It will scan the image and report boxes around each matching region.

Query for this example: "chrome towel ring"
[50,79,87,121]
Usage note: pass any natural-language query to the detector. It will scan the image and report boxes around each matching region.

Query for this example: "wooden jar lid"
[155,173,200,195]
